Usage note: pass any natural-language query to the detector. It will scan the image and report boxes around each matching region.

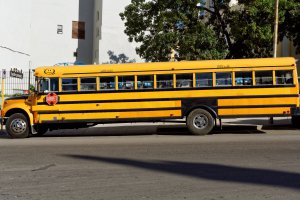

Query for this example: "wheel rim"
[10,118,27,134]
[193,114,208,129]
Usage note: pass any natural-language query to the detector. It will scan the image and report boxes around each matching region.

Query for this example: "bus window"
[81,77,97,91]
[100,77,115,90]
[216,72,232,86]
[62,78,78,92]
[39,78,59,93]
[276,70,294,85]
[196,73,213,87]
[118,76,134,90]
[137,75,154,89]
[255,71,273,85]
[157,74,173,89]
[176,74,193,88]
[235,72,252,86]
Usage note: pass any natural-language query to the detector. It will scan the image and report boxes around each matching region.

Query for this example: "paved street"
[0,119,300,200]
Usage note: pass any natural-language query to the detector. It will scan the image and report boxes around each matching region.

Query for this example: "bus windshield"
[38,78,59,93]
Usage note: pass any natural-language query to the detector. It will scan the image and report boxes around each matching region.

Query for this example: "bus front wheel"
[6,113,30,139]
[187,108,215,136]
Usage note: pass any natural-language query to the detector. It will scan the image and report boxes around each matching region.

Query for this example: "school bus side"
[2,57,300,138]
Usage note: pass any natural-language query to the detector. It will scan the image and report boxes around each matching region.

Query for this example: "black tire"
[6,113,30,139]
[186,108,215,135]
[35,125,49,136]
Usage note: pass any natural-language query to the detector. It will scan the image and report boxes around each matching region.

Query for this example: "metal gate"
[0,69,35,96]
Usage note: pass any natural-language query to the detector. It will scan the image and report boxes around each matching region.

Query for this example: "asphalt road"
[0,120,299,200]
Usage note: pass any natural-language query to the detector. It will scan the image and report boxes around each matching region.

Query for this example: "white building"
[0,0,140,69]
[0,0,299,71]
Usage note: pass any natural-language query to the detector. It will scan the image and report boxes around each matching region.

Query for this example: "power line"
[0,45,30,57]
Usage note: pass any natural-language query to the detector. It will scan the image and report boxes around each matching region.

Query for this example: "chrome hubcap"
[193,114,208,129]
[10,119,27,134]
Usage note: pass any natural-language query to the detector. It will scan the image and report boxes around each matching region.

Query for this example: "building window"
[97,11,100,21]
[72,21,85,40]
[57,25,63,34]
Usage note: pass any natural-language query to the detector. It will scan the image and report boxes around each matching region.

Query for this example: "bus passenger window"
[157,74,173,89]
[137,75,154,89]
[216,72,232,86]
[81,77,96,91]
[276,70,294,85]
[118,76,134,90]
[100,77,115,90]
[196,73,213,87]
[235,72,252,86]
[255,71,273,85]
[62,78,78,92]
[176,74,193,88]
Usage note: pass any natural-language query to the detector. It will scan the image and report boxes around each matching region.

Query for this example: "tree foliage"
[120,0,228,62]
[120,0,300,61]
[107,50,136,64]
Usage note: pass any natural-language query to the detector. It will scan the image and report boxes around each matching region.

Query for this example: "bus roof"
[34,57,296,78]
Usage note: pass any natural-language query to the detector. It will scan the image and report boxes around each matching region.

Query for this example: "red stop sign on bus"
[46,93,59,106]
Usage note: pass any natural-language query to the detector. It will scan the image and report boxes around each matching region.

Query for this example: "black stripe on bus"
[37,107,182,115]
[37,94,299,105]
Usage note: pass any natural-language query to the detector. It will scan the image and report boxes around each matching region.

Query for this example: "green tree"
[120,0,228,62]
[107,50,136,64]
[120,0,300,61]
[279,0,300,54]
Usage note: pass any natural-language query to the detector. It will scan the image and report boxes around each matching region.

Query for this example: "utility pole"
[270,0,279,125]
[273,0,279,58]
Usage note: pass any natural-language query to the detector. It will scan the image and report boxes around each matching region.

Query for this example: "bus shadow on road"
[64,155,300,191]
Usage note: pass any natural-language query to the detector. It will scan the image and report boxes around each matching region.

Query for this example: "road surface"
[0,120,299,200]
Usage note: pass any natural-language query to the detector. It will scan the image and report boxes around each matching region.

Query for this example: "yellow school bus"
[1,57,300,138]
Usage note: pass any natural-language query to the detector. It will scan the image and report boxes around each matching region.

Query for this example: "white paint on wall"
[0,0,94,69]
[0,0,32,68]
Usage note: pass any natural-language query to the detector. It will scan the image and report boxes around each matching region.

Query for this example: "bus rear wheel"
[6,113,30,139]
[187,108,215,136]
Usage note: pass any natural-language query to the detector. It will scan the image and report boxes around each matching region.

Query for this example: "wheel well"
[4,109,30,124]
[185,106,218,119]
